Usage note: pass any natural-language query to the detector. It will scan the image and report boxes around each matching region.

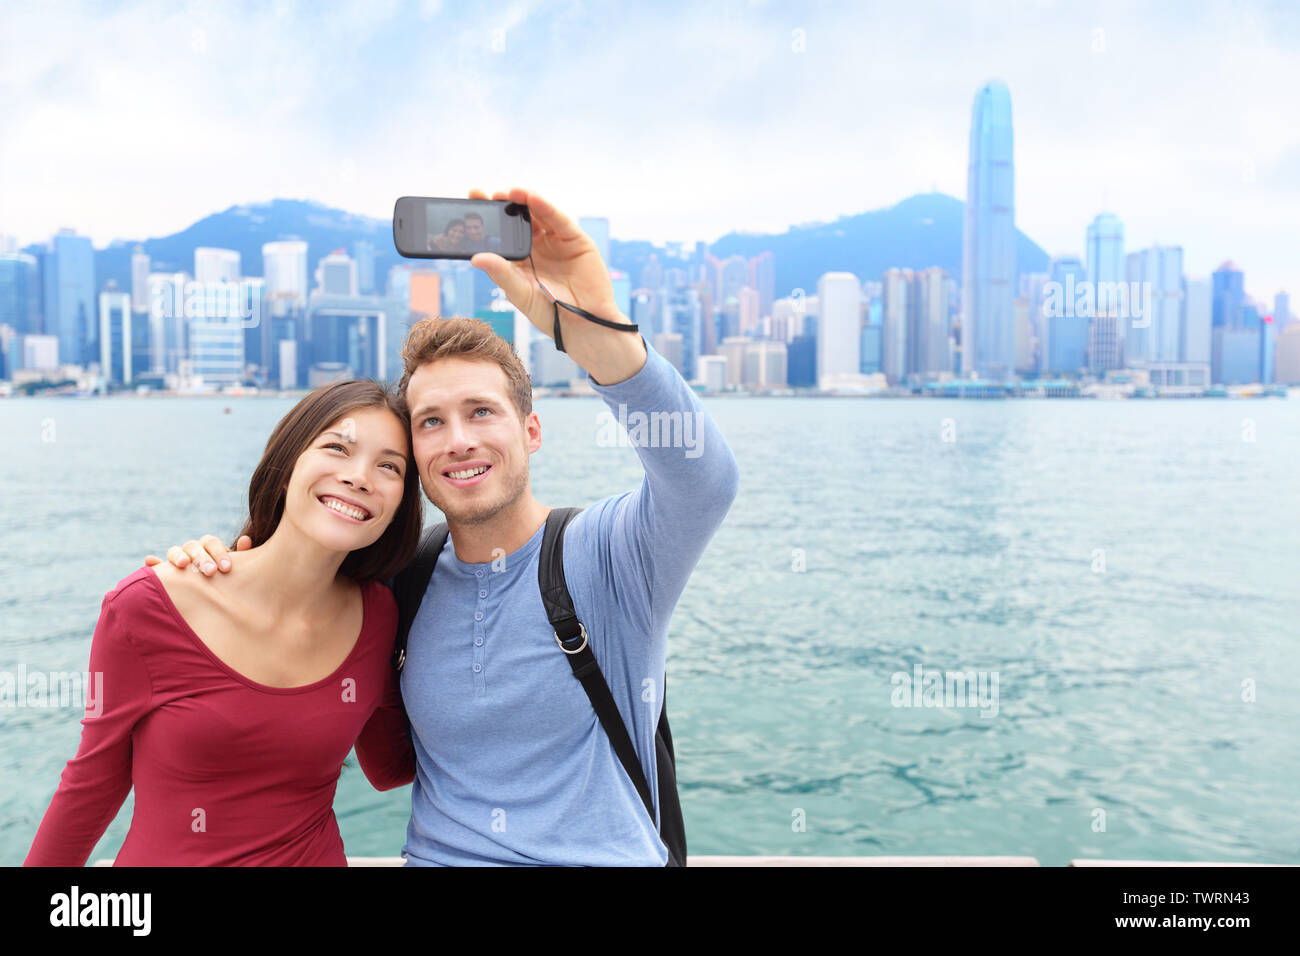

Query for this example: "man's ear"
[525,411,542,454]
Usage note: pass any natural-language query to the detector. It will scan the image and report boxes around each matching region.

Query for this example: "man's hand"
[144,534,253,576]
[466,186,646,386]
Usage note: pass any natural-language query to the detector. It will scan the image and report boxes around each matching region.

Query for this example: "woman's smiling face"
[281,405,411,552]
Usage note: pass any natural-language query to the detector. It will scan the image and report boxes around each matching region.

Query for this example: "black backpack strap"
[391,522,450,671]
[538,507,658,827]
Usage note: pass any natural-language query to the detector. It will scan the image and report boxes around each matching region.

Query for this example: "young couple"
[25,187,740,867]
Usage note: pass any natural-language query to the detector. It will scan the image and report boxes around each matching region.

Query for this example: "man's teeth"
[322,497,368,520]
[448,465,489,480]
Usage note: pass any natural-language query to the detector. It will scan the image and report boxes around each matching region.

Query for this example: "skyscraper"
[42,230,96,366]
[131,247,151,314]
[98,284,137,386]
[1210,261,1251,384]
[962,80,1016,380]
[913,267,950,378]
[1086,213,1125,288]
[816,272,860,387]
[737,286,759,336]
[717,256,749,305]
[748,251,775,319]
[315,250,358,296]
[353,239,377,295]
[881,268,911,385]
[666,287,702,381]
[1086,213,1125,336]
[148,271,188,374]
[1181,278,1212,365]
[1125,246,1183,364]
[262,240,309,316]
[195,247,241,284]
[1274,291,1291,330]
[0,252,41,337]
[1047,256,1088,374]
[1212,262,1244,328]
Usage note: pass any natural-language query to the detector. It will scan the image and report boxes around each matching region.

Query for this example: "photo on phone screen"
[393,197,531,260]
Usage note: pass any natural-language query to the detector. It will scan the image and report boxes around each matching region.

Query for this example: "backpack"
[390,506,687,867]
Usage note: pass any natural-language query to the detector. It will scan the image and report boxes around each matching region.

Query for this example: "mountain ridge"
[84,193,1051,302]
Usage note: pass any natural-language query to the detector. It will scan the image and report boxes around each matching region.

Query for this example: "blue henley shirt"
[399,335,739,866]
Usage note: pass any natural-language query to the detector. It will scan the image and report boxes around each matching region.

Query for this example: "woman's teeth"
[321,497,368,520]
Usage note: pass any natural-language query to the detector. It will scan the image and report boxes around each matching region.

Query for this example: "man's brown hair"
[398,316,533,423]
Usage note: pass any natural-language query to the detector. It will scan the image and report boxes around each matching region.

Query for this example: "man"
[462,211,501,253]
[151,187,739,866]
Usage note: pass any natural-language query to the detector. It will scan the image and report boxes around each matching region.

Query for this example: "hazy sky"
[1,0,1296,302]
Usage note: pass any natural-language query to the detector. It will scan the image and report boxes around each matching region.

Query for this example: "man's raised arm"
[470,186,739,615]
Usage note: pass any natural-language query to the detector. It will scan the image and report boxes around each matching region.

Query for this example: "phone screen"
[393,197,531,260]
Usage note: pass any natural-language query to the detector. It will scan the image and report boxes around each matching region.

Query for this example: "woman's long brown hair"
[236,379,423,582]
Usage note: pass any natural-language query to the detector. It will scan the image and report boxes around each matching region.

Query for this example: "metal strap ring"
[555,622,588,654]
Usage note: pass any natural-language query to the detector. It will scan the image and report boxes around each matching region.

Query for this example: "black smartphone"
[392,196,532,260]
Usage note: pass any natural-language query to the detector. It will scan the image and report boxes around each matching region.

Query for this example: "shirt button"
[472,663,482,673]
[475,570,484,578]
[474,611,483,621]
[479,590,487,598]
[475,637,483,646]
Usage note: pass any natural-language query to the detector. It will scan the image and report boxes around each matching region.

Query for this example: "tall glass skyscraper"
[1086,213,1125,335]
[1047,256,1088,373]
[0,252,41,337]
[1212,262,1244,328]
[1086,213,1125,287]
[1126,246,1184,363]
[962,80,1016,380]
[42,230,96,366]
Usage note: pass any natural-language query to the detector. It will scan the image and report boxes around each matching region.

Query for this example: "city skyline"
[1,0,1297,299]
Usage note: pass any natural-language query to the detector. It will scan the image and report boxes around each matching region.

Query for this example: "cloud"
[0,0,1295,297]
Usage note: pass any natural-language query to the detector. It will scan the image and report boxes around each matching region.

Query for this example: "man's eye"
[422,417,439,427]
[474,407,490,416]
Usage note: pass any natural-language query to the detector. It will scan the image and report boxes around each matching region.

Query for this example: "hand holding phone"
[397,186,642,381]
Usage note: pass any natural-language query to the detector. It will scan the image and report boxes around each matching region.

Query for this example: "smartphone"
[392,196,532,260]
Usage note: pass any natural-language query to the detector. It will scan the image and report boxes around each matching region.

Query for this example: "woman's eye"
[325,442,345,451]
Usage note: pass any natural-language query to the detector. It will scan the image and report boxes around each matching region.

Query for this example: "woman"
[428,218,466,252]
[24,379,423,866]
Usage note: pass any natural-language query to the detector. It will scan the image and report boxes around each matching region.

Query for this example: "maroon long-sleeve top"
[24,566,415,867]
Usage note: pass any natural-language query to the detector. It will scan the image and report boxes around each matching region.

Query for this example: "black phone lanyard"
[527,251,639,354]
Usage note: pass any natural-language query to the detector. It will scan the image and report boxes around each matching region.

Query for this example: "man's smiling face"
[406,356,540,525]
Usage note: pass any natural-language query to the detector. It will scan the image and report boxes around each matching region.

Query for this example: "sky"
[1,0,1297,303]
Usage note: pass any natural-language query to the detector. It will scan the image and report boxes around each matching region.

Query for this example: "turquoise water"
[2,395,1297,865]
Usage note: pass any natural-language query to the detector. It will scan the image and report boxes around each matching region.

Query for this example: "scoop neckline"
[142,566,372,695]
